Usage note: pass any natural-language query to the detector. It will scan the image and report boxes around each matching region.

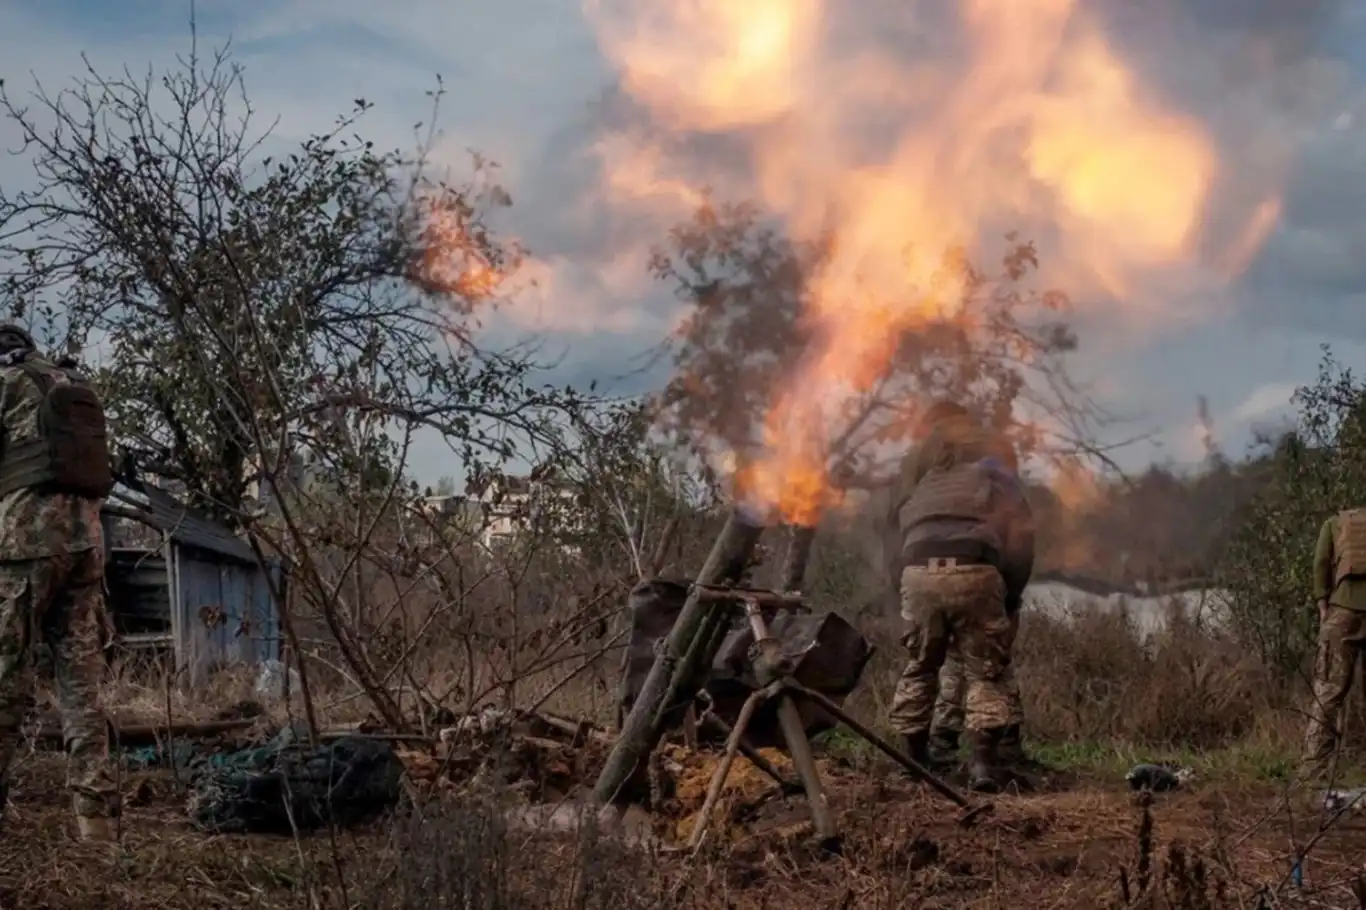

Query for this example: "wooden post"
[592,507,767,806]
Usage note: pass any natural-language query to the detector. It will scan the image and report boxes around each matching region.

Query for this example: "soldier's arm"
[1312,517,1334,602]
[897,445,925,491]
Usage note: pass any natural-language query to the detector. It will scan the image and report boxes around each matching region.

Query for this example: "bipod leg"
[700,712,803,795]
[772,683,840,850]
[687,683,775,850]
[789,681,990,826]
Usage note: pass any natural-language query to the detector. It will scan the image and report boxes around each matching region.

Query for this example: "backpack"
[0,355,114,499]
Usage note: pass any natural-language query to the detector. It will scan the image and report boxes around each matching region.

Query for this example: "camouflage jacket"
[0,354,104,560]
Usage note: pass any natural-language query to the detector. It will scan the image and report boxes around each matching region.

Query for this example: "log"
[592,506,766,806]
[530,711,617,745]
[33,717,259,749]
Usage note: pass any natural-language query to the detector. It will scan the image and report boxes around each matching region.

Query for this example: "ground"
[3,736,1364,910]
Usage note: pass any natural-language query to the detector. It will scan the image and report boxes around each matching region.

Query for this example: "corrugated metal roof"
[141,485,258,563]
[106,481,258,564]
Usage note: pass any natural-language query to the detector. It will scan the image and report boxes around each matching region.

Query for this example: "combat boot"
[995,724,1042,790]
[901,731,933,769]
[966,728,1005,793]
[1001,724,1050,771]
[927,727,961,770]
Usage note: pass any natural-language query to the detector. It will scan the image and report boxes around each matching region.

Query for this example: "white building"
[420,473,583,549]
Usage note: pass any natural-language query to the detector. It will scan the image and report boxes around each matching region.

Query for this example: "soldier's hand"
[1317,598,1328,623]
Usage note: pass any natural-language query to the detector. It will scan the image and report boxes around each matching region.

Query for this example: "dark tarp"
[187,725,404,834]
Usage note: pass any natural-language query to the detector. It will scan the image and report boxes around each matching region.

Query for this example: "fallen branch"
[32,717,260,749]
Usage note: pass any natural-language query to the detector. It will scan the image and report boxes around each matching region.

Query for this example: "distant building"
[418,472,583,549]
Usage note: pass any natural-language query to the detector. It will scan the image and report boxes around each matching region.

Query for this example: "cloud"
[1230,381,1298,423]
[3,0,1365,484]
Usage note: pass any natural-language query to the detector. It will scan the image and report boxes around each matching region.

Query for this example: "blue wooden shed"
[102,479,284,684]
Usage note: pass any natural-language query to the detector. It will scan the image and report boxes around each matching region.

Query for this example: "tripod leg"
[774,693,838,843]
[688,686,770,849]
[791,682,978,811]
[700,713,803,794]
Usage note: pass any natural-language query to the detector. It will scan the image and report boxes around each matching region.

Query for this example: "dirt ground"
[2,743,1364,910]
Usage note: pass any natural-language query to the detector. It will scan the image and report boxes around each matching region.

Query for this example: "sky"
[2,0,1365,486]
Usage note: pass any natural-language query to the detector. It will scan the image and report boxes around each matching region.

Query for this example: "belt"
[904,539,1001,570]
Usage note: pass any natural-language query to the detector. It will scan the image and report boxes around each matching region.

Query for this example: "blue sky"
[3,0,1365,485]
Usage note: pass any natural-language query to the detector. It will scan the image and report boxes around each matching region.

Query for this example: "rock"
[1125,763,1192,792]
[1322,787,1366,814]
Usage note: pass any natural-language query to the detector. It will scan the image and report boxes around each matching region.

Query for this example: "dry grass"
[6,605,1366,908]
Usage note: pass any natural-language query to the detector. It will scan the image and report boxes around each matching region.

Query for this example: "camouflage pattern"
[0,352,116,826]
[931,611,1026,738]
[0,548,117,819]
[0,358,104,560]
[932,646,966,735]
[888,563,1016,735]
[1302,605,1366,772]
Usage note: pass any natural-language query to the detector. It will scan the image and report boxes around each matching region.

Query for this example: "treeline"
[1025,452,1277,588]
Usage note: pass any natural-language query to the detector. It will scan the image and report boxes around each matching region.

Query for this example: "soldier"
[1302,507,1366,778]
[0,325,118,840]
[887,402,1035,792]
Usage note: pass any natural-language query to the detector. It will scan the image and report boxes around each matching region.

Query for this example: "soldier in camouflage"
[886,401,1036,792]
[1303,508,1366,778]
[0,325,119,840]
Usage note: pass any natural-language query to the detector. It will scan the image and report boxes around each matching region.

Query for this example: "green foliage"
[1219,348,1366,679]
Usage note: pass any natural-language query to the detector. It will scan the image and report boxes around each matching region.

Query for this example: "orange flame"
[585,0,1278,524]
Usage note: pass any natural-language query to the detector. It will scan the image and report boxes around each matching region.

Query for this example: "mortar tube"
[778,524,817,594]
[651,603,729,730]
[593,505,768,807]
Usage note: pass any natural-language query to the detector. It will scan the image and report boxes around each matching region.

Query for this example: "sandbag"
[186,726,404,834]
[619,578,874,749]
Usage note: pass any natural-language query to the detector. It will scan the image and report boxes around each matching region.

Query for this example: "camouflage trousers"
[1303,605,1366,772]
[0,549,117,820]
[930,609,1025,737]
[888,562,1017,735]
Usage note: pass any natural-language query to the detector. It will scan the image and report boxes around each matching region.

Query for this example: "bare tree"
[0,37,580,529]
[0,36,607,729]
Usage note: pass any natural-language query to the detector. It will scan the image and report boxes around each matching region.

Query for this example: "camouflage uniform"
[927,611,1027,763]
[886,410,1034,792]
[1303,510,1366,776]
[890,563,1017,731]
[0,331,118,839]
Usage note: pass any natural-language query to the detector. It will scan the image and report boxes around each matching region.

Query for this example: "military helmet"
[0,324,35,354]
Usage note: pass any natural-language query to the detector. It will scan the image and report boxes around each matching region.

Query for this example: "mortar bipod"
[685,593,990,852]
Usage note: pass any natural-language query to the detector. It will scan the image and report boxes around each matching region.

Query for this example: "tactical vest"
[897,461,992,532]
[0,357,114,499]
[1333,508,1366,584]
